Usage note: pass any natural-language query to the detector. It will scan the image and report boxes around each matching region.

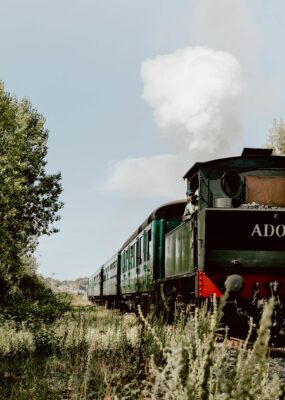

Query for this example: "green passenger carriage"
[88,201,186,307]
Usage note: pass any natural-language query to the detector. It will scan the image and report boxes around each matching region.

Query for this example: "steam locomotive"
[88,148,285,340]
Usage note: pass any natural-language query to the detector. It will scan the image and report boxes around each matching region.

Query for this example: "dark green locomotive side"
[165,219,196,277]
[201,208,285,270]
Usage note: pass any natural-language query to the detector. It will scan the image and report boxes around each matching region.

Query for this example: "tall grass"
[0,298,284,399]
[139,297,284,400]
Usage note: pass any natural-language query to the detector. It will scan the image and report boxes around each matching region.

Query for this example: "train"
[88,148,285,341]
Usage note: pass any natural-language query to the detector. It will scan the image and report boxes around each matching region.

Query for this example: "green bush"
[0,273,71,326]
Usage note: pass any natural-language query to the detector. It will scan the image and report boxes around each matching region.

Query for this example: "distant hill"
[44,277,88,293]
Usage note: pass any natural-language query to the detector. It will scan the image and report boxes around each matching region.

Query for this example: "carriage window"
[145,230,152,261]
[148,230,152,258]
[136,240,139,264]
[122,252,125,273]
[126,252,128,270]
[140,237,143,262]
[136,241,143,265]
[126,250,129,271]
[133,245,135,268]
[130,246,134,269]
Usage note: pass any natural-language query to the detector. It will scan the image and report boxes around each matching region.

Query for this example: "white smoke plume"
[141,47,242,158]
[190,0,260,65]
[103,0,267,199]
[104,46,242,198]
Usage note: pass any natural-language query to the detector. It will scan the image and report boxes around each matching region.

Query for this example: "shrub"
[0,273,72,326]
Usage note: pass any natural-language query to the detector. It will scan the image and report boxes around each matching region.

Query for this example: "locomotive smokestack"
[241,148,273,156]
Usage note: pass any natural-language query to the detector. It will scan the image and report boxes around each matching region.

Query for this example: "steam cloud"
[103,46,242,198]
[141,47,242,157]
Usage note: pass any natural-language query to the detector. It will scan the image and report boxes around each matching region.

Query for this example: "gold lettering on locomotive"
[251,224,285,237]
[264,224,274,237]
[251,224,262,236]
[276,224,285,237]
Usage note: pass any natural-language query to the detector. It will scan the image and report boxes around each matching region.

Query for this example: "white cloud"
[102,154,185,199]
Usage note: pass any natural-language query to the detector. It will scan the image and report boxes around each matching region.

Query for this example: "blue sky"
[1,0,285,280]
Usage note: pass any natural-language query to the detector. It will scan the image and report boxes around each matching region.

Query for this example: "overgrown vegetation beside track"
[0,298,284,399]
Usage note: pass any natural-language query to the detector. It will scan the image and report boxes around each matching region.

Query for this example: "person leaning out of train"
[182,189,198,222]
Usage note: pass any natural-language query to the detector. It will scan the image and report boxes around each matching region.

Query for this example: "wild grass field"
[0,295,284,399]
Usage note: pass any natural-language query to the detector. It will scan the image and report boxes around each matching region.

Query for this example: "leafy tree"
[266,118,285,155]
[0,82,63,303]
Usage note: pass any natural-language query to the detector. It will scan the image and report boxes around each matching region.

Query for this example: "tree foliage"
[266,118,285,155]
[0,82,63,304]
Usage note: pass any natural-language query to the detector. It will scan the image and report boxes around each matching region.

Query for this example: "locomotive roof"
[183,148,285,180]
[120,200,186,250]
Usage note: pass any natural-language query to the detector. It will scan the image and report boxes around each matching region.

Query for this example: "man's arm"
[182,205,191,221]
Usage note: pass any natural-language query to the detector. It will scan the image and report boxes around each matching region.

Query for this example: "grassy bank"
[0,298,284,399]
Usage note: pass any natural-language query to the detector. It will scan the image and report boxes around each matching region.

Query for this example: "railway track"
[216,334,285,358]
